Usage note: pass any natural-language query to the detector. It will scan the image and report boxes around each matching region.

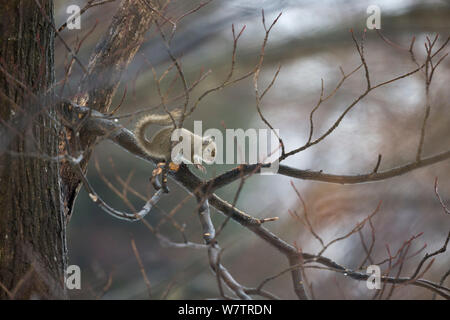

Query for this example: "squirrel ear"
[203,136,214,145]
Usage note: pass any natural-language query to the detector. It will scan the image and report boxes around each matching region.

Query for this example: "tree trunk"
[0,1,67,299]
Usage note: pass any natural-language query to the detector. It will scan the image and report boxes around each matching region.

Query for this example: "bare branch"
[435,177,450,215]
[131,237,152,298]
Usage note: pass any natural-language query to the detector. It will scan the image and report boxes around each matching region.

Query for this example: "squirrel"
[135,110,216,167]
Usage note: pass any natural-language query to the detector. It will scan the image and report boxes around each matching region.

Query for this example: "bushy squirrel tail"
[135,109,183,156]
[136,109,182,128]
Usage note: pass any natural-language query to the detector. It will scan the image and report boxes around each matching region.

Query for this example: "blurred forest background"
[54,0,450,299]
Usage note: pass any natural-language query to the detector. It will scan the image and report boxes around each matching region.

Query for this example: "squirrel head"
[201,136,216,165]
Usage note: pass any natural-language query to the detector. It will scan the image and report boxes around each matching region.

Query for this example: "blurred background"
[54,0,450,299]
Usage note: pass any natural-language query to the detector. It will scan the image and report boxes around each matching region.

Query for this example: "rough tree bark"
[0,0,156,299]
[0,1,66,299]
[61,0,154,221]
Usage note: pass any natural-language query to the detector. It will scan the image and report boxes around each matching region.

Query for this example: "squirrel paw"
[194,163,207,174]
[168,162,180,172]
